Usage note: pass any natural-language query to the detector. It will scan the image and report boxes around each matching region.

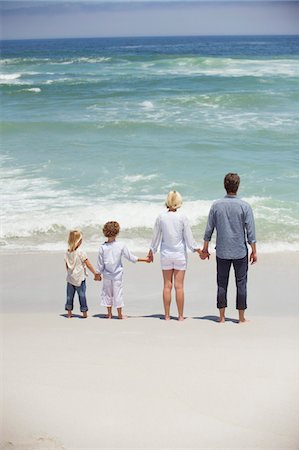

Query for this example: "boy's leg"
[174,269,185,321]
[101,279,113,318]
[162,269,174,320]
[216,257,232,322]
[77,280,88,318]
[113,279,124,319]
[233,255,248,322]
[65,283,75,318]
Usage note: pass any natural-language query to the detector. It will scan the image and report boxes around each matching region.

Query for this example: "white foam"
[124,174,157,183]
[23,87,41,93]
[140,101,154,109]
[0,73,21,84]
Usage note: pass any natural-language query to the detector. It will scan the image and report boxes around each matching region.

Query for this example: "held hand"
[94,273,102,281]
[250,252,257,265]
[200,250,210,260]
[147,250,154,263]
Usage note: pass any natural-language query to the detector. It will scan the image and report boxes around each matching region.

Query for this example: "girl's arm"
[85,258,101,280]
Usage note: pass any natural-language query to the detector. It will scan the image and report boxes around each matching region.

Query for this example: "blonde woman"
[65,230,100,318]
[148,191,202,321]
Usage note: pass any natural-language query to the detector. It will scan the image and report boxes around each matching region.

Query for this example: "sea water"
[1,35,299,253]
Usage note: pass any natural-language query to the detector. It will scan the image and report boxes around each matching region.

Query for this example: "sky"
[1,0,299,40]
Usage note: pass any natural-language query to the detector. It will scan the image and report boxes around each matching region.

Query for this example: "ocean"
[1,35,299,253]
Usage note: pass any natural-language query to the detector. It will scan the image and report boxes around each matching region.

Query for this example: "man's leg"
[216,257,231,323]
[233,255,248,322]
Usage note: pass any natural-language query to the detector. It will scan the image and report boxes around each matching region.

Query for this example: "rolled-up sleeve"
[183,215,199,252]
[150,216,162,253]
[204,206,215,242]
[245,205,256,244]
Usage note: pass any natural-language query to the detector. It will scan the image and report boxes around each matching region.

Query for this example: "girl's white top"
[65,249,88,287]
[150,210,198,259]
[97,240,138,280]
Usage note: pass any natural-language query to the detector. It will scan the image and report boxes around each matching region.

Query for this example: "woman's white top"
[65,249,88,287]
[150,210,198,260]
[97,240,138,280]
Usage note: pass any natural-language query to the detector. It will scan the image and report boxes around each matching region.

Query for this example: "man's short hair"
[224,173,240,194]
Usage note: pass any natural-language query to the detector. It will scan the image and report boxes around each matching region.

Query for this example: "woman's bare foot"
[106,314,113,319]
[178,316,184,321]
[218,318,225,323]
[164,315,171,321]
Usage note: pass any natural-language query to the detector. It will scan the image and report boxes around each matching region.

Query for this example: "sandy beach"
[1,251,299,449]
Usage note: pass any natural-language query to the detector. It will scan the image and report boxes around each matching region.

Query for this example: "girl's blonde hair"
[165,190,182,210]
[68,230,83,252]
[103,221,120,238]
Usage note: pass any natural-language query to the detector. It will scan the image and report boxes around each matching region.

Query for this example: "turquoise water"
[1,36,299,252]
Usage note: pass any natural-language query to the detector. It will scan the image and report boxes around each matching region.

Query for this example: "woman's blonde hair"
[68,230,83,252]
[165,190,182,210]
[103,221,120,238]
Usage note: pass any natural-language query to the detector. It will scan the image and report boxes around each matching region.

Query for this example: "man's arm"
[249,242,257,265]
[245,205,257,265]
[200,206,215,260]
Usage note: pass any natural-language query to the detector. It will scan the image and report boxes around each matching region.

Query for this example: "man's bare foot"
[218,318,225,323]
[239,318,250,324]
[178,316,184,321]
[82,311,88,319]
[165,315,171,321]
[67,311,72,319]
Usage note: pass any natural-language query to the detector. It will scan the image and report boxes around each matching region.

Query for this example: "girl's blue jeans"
[65,280,88,312]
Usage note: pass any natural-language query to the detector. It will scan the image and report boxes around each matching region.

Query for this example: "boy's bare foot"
[82,312,88,319]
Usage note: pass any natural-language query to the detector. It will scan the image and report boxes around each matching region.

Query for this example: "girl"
[65,230,100,318]
[148,191,201,321]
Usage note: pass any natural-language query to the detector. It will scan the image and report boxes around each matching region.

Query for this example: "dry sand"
[1,252,299,449]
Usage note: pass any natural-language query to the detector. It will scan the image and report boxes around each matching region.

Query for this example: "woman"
[148,191,201,321]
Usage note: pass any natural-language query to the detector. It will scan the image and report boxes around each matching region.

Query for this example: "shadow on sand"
[194,315,239,324]
[60,313,87,319]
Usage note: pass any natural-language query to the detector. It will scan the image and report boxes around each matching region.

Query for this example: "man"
[201,173,257,323]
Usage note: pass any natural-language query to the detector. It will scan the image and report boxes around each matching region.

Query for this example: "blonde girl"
[148,191,201,321]
[65,230,100,318]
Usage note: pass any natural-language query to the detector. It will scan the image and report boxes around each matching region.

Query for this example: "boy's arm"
[137,257,151,263]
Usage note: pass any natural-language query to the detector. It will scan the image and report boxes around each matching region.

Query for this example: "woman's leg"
[174,270,185,321]
[162,269,174,320]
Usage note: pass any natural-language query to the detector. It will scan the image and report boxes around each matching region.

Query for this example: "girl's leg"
[174,270,185,321]
[77,280,88,318]
[162,270,174,320]
[66,283,75,318]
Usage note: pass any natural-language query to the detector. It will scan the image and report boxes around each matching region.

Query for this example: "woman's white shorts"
[101,278,124,308]
[160,258,187,271]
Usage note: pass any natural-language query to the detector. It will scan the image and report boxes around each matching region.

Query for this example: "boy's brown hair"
[103,221,120,238]
[224,173,240,194]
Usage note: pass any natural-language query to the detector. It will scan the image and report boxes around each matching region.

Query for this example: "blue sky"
[1,1,299,40]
